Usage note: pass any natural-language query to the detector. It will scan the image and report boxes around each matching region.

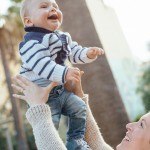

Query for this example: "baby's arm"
[66,33,104,64]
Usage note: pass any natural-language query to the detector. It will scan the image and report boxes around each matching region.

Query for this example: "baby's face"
[26,0,63,31]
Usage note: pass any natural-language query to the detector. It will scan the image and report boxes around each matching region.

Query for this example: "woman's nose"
[126,122,134,131]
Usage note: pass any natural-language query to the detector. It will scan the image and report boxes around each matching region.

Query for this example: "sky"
[0,0,11,14]
[0,0,150,62]
[104,0,150,62]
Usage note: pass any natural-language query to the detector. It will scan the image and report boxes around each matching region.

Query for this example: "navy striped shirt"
[19,27,94,84]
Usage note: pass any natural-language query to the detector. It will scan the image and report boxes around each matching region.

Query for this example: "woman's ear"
[24,17,33,27]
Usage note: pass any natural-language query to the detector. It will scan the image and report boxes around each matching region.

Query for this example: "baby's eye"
[41,5,47,8]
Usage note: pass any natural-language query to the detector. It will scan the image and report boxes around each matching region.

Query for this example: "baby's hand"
[87,47,104,59]
[65,67,80,82]
[64,71,84,93]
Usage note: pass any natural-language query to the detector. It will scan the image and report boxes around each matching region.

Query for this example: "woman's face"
[116,112,150,150]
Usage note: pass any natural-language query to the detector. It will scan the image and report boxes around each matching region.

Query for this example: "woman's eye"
[140,122,143,128]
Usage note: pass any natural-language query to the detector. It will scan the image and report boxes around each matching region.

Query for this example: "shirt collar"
[24,26,54,33]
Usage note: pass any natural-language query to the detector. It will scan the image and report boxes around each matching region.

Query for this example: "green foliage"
[8,0,22,15]
[0,124,37,150]
[8,6,20,15]
[3,0,23,30]
[10,0,22,3]
[138,63,150,112]
[0,129,7,150]
[134,114,143,122]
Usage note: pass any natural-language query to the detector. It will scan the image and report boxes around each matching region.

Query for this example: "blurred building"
[85,0,145,120]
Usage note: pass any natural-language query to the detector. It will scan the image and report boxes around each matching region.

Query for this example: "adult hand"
[12,75,57,106]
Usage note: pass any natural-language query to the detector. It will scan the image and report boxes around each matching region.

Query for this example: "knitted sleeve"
[65,33,96,64]
[25,97,114,150]
[26,104,67,150]
[82,94,114,150]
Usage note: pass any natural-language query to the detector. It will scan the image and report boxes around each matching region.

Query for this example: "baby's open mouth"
[48,14,58,20]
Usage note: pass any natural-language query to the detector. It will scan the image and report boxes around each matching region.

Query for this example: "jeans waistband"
[50,85,64,95]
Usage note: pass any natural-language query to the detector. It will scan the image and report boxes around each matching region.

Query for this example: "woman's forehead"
[40,0,56,3]
[34,0,56,4]
[141,112,150,127]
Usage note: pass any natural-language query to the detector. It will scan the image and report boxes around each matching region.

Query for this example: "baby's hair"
[20,0,34,24]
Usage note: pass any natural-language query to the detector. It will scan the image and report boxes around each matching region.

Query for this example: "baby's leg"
[47,85,64,129]
[61,90,90,150]
[33,79,63,129]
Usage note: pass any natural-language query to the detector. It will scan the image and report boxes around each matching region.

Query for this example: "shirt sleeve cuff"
[52,65,68,84]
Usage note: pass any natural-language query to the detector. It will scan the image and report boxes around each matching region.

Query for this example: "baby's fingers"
[98,48,104,55]
[91,49,97,55]
[46,82,58,92]
[80,71,84,76]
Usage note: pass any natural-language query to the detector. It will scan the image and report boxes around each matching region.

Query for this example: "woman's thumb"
[47,82,58,92]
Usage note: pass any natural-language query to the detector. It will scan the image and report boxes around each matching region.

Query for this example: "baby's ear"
[24,17,33,27]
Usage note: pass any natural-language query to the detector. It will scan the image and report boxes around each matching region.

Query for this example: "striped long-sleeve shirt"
[19,27,95,84]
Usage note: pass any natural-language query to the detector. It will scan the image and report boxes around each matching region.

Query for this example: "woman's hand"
[12,75,57,106]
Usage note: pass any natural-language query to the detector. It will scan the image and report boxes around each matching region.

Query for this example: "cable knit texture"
[82,95,113,150]
[26,104,67,150]
[26,96,114,150]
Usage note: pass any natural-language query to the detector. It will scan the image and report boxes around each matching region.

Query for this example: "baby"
[19,0,104,149]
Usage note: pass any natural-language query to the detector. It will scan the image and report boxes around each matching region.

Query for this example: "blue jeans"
[47,85,87,143]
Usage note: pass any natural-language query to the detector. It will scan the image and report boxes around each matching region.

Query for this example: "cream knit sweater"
[26,94,114,150]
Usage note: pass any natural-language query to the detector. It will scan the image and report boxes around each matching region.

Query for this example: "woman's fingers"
[46,82,58,92]
[16,75,32,86]
[11,84,24,93]
[13,94,26,101]
[12,76,27,89]
[12,84,26,100]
